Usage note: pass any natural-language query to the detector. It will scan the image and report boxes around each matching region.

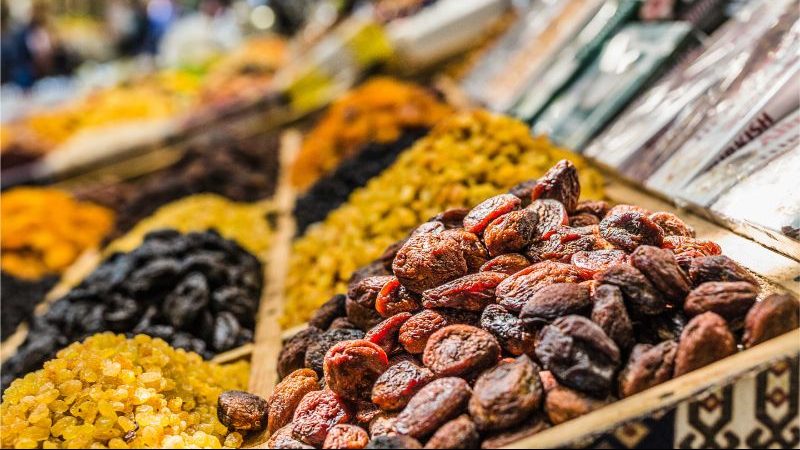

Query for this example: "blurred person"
[1,0,16,84]
[107,0,152,56]
[158,0,242,68]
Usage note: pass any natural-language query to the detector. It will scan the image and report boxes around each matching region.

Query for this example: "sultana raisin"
[544,383,612,425]
[590,284,634,351]
[683,281,758,323]
[484,209,538,256]
[398,309,478,354]
[596,264,666,316]
[688,255,758,286]
[530,160,580,213]
[375,277,422,318]
[305,328,365,376]
[463,194,521,235]
[743,293,800,348]
[324,340,389,402]
[365,313,413,355]
[520,283,591,329]
[480,304,536,356]
[371,360,435,411]
[673,312,736,376]
[496,261,582,313]
[365,435,423,449]
[394,377,472,439]
[479,253,531,275]
[599,211,664,252]
[618,341,676,398]
[323,424,370,449]
[424,415,479,449]
[279,327,323,379]
[422,272,507,311]
[422,325,501,377]
[480,414,550,449]
[648,212,695,237]
[268,369,320,434]
[630,245,691,302]
[217,390,270,432]
[268,424,314,449]
[469,355,543,431]
[292,389,352,446]
[570,249,628,280]
[526,199,569,240]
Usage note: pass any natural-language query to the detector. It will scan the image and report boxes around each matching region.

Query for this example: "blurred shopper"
[107,0,152,56]
[158,0,242,68]
[1,0,15,84]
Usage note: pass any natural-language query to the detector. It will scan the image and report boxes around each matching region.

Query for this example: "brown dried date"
[570,249,628,280]
[305,328,365,375]
[324,340,389,402]
[630,245,691,302]
[674,312,736,376]
[346,297,384,331]
[520,283,591,328]
[683,281,758,323]
[322,424,370,449]
[481,304,536,356]
[688,255,758,286]
[424,415,479,449]
[422,272,507,311]
[292,389,352,446]
[526,199,569,240]
[463,193,521,234]
[310,295,347,330]
[398,309,478,354]
[535,315,621,396]
[371,360,435,411]
[618,341,676,398]
[591,284,635,351]
[484,209,538,256]
[268,369,320,434]
[394,377,472,439]
[648,212,695,237]
[496,261,582,313]
[468,355,543,431]
[529,160,580,213]
[217,390,269,432]
[375,277,421,318]
[544,383,612,425]
[743,293,800,348]
[268,424,314,449]
[279,326,323,379]
[365,313,413,355]
[366,435,423,449]
[479,253,531,275]
[422,325,501,377]
[569,213,600,227]
[480,414,550,449]
[599,211,664,252]
[596,264,666,316]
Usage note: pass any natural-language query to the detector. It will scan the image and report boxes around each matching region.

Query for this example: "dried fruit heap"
[225,160,798,449]
[282,111,604,327]
[1,333,249,449]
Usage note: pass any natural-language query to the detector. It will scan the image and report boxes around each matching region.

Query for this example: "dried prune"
[481,304,536,356]
[268,369,320,434]
[433,208,470,229]
[394,377,472,439]
[365,313,413,355]
[292,390,352,446]
[526,199,569,240]
[469,355,543,431]
[422,325,501,377]
[463,194,521,234]
[349,276,395,309]
[424,415,479,449]
[268,424,314,449]
[346,297,384,331]
[375,277,421,318]
[688,255,758,286]
[393,230,484,294]
[369,412,398,437]
[371,360,435,411]
[591,284,634,351]
[480,414,550,449]
[324,340,389,402]
[569,213,600,227]
[527,226,604,263]
[323,424,370,449]
[596,264,666,316]
[479,254,531,275]
[212,312,243,352]
[305,328,365,375]
[599,211,664,252]
[570,249,628,280]
[544,383,612,425]
[398,309,477,354]
[310,294,347,330]
[520,283,591,328]
[630,245,691,302]
[683,281,758,323]
[366,435,422,449]
[484,209,538,256]
[674,312,736,376]
[279,327,323,379]
[574,200,609,218]
[496,261,582,313]
[422,272,507,311]
[217,390,269,432]
[530,160,580,213]
[618,341,676,398]
[648,212,695,237]
[535,315,620,396]
[743,293,800,348]
[634,312,687,344]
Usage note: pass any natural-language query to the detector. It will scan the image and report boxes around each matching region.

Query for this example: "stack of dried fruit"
[1,333,249,449]
[2,230,263,391]
[283,111,604,327]
[223,160,798,448]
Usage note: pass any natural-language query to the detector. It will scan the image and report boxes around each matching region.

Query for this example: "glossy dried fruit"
[422,272,507,311]
[743,293,800,347]
[479,253,531,275]
[481,304,536,356]
[279,327,323,379]
[349,276,395,309]
[630,245,691,302]
[268,424,314,449]
[368,412,398,438]
[688,255,758,286]
[432,208,471,229]
[422,325,501,377]
[509,179,538,207]
[569,213,600,227]
[683,282,758,323]
[570,249,628,279]
[268,369,320,434]
[662,236,721,257]
[526,199,569,240]
[366,435,423,449]
[323,424,370,449]
[544,383,611,425]
[599,211,664,252]
[371,360,435,411]
[217,390,269,432]
[394,377,472,439]
[480,414,550,449]
[596,264,666,316]
[463,194,521,234]
[526,225,604,263]
[574,200,609,219]
[424,415,479,449]
[310,294,347,330]
[648,212,695,237]
[398,309,478,354]
[375,278,421,318]
[535,315,620,396]
[365,313,413,355]
[330,317,358,330]
[530,160,580,213]
[324,340,389,402]
[469,355,543,431]
[618,341,677,398]
[354,401,382,426]
[292,390,352,446]
[305,328,365,375]
[484,209,537,256]
[496,261,582,313]
[674,312,736,376]
[520,283,591,328]
[591,284,634,350]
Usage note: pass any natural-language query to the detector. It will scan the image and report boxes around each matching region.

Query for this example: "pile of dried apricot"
[223,160,799,448]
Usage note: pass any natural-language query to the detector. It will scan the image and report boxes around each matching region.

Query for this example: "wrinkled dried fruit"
[217,390,269,432]
[375,278,421,318]
[526,199,569,240]
[398,309,478,354]
[630,245,691,302]
[469,355,543,431]
[688,255,758,286]
[423,325,501,377]
[292,390,352,446]
[268,424,314,449]
[607,204,650,216]
[349,276,395,309]
[324,340,389,402]
[662,236,721,257]
[354,401,382,426]
[648,212,695,237]
[484,209,538,256]
[544,384,612,425]
[634,312,687,344]
[346,297,384,331]
[479,253,531,275]
[535,315,620,396]
[279,327,323,379]
[371,361,435,411]
[368,412,398,438]
[394,377,472,439]
[481,304,536,356]
[570,213,600,227]
[480,414,550,449]
[530,160,580,213]
[526,225,604,263]
[330,317,358,330]
[366,435,423,449]
[674,312,736,376]
[424,415,479,449]
[618,341,677,398]
[570,249,628,280]
[520,283,591,328]
[743,293,800,348]
[596,264,666,316]
[599,211,664,252]
[365,313,413,355]
[509,180,538,207]
[463,194,521,235]
[422,272,507,311]
[574,200,609,219]
[268,369,320,434]
[683,282,758,323]
[433,208,470,229]
[323,424,370,449]
[496,261,582,313]
[591,284,635,350]
[310,294,347,330]
[305,328,365,375]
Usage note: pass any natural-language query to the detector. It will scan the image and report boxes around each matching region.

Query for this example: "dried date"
[743,293,800,348]
[520,283,591,329]
[479,253,531,275]
[599,211,664,252]
[530,160,580,213]
[291,390,352,446]
[630,245,691,302]
[596,264,666,316]
[683,281,758,323]
[323,424,370,449]
[422,325,501,377]
[591,284,634,350]
[688,255,758,286]
[424,415,479,449]
[469,355,543,431]
[422,272,507,311]
[481,304,536,356]
[217,390,269,432]
[484,209,538,256]
[496,261,582,313]
[305,328,365,376]
[394,377,472,439]
[648,212,695,237]
[268,369,320,434]
[279,326,322,379]
[375,277,421,318]
[618,341,676,398]
[673,312,736,376]
[570,249,628,280]
[526,199,569,240]
[371,360,435,411]
[324,340,389,402]
[463,193,521,234]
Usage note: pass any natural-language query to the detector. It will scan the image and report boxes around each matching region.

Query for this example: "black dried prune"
[590,285,634,351]
[394,377,472,439]
[305,328,365,376]
[278,327,326,374]
[422,272,507,311]
[481,304,536,356]
[599,211,664,252]
[530,160,580,213]
[469,355,543,431]
[463,194,521,235]
[212,311,242,352]
[483,209,537,257]
[520,283,591,329]
[743,293,800,348]
[422,325,501,377]
[596,264,666,316]
[163,273,209,329]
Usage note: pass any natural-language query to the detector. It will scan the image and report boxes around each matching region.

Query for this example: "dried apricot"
[480,304,536,356]
[463,194,521,234]
[520,283,591,328]
[365,313,413,355]
[526,199,569,240]
[496,261,582,313]
[743,293,800,348]
[530,160,580,213]
[422,325,501,377]
[371,360,435,411]
[323,424,370,449]
[591,284,634,351]
[479,253,531,275]
[648,212,695,237]
[599,211,664,252]
[394,377,472,439]
[683,281,758,323]
[324,340,389,402]
[570,249,628,280]
[424,415,479,449]
[375,277,421,318]
[268,369,320,434]
[422,272,507,311]
[292,390,352,446]
[630,245,691,302]
[468,355,543,431]
[673,312,736,376]
[484,209,537,256]
[618,341,676,397]
[398,309,478,354]
[596,264,666,316]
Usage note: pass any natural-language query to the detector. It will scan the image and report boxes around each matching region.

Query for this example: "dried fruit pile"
[223,160,799,449]
[283,111,604,327]
[2,230,263,391]
[1,333,249,449]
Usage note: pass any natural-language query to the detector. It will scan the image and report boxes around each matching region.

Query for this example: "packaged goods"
[1,187,115,279]
[1,333,249,449]
[282,111,605,327]
[0,273,58,341]
[1,230,263,391]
